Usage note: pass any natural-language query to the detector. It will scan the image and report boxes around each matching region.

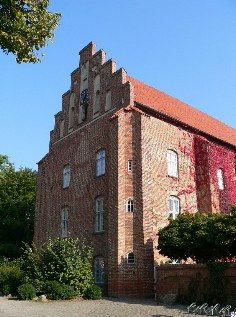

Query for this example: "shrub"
[18,283,36,300]
[21,237,94,296]
[0,264,24,295]
[84,284,102,300]
[44,280,75,300]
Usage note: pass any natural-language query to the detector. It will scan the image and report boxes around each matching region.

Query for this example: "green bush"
[18,283,36,300]
[44,280,75,300]
[21,237,94,296]
[0,264,24,295]
[84,284,102,300]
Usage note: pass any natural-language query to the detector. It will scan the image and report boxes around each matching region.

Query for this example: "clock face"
[80,89,89,105]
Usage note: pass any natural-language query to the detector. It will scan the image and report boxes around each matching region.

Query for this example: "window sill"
[95,173,105,178]
[168,175,179,180]
[93,231,104,235]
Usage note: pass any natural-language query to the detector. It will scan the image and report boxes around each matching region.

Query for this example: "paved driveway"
[0,296,187,317]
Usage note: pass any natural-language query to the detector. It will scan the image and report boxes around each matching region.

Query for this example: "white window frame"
[61,207,68,238]
[63,165,71,188]
[217,169,224,190]
[128,160,133,172]
[95,197,104,233]
[167,150,178,178]
[168,196,180,219]
[126,199,134,212]
[127,252,135,264]
[94,257,105,284]
[96,150,105,176]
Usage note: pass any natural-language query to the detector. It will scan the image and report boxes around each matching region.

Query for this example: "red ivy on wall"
[177,131,236,214]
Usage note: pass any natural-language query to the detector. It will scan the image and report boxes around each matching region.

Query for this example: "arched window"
[94,257,104,283]
[127,252,135,264]
[96,150,105,176]
[167,150,178,177]
[168,196,180,219]
[217,169,224,190]
[95,197,104,232]
[126,199,134,212]
[63,165,71,188]
[61,207,68,238]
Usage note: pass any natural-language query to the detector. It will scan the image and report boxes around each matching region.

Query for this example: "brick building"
[34,42,236,297]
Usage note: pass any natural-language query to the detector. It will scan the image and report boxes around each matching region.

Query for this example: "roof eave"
[135,101,236,150]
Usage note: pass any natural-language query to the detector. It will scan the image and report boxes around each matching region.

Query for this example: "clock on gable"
[80,89,89,105]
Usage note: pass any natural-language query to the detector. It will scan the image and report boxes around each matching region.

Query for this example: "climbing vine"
[177,133,236,213]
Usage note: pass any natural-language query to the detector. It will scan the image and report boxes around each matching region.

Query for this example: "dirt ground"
[0,296,188,317]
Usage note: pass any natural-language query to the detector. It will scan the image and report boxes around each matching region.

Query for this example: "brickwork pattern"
[156,264,236,305]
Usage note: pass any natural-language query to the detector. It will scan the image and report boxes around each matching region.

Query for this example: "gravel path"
[0,296,188,317]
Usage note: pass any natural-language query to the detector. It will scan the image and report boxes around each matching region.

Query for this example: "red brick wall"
[155,264,236,305]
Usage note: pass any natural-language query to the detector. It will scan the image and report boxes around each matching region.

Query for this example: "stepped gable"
[127,76,236,147]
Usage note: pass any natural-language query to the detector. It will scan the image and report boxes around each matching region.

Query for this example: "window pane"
[126,200,134,212]
[167,150,178,177]
[168,196,180,219]
[96,150,105,176]
[95,197,104,232]
[94,257,104,283]
[128,160,133,172]
[217,169,224,190]
[61,208,68,238]
[127,252,135,264]
[63,165,70,188]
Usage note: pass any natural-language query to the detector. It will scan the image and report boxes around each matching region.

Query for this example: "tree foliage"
[0,155,37,258]
[21,237,94,296]
[0,0,61,63]
[158,209,236,263]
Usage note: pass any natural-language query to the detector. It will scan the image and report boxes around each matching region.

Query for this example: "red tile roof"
[127,76,236,147]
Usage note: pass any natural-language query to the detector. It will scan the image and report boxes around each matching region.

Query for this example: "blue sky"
[1,0,236,170]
